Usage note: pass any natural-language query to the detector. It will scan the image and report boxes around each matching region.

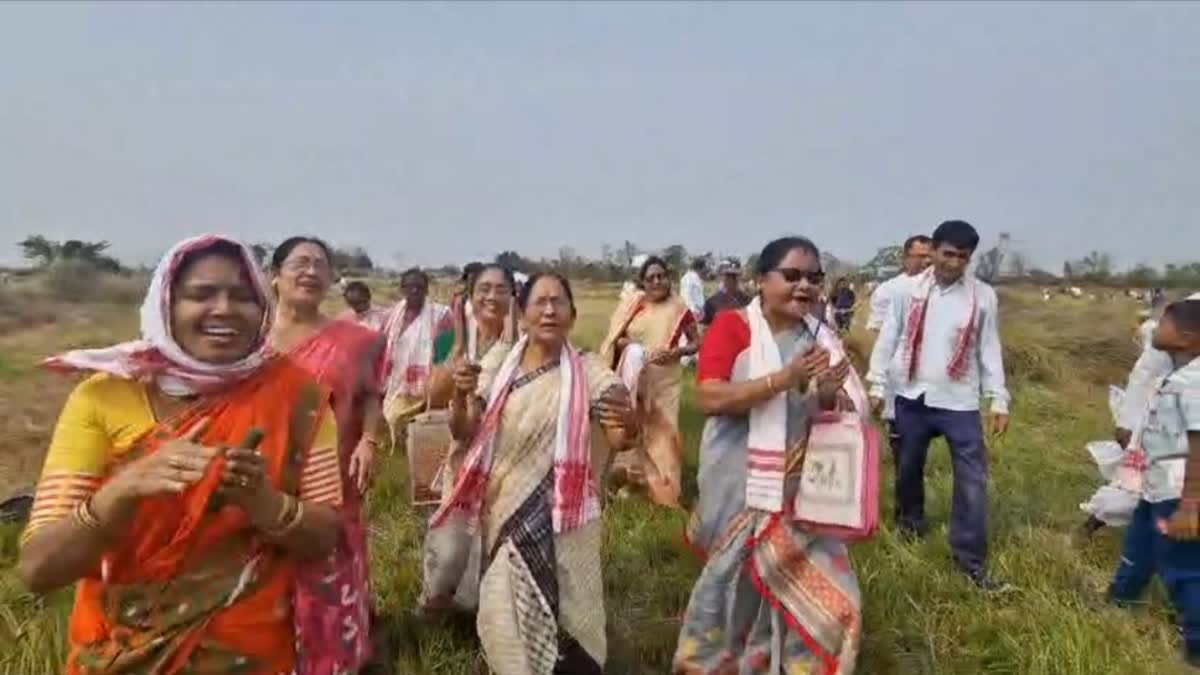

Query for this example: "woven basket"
[406,409,453,507]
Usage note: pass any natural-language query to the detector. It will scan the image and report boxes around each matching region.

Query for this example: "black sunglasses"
[771,268,825,285]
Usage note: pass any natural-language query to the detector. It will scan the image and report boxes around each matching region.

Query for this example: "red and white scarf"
[902,268,978,383]
[430,337,598,534]
[42,235,273,396]
[381,299,446,405]
[745,297,789,513]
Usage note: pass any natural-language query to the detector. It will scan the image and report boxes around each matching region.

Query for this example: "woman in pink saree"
[270,236,384,674]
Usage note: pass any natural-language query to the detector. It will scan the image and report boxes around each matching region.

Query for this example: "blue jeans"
[1110,499,1200,654]
[893,395,989,573]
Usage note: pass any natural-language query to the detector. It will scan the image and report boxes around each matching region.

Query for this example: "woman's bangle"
[766,374,776,395]
[362,435,379,447]
[73,498,104,532]
[262,494,303,537]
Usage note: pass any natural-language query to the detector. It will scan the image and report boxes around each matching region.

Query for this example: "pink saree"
[288,320,382,674]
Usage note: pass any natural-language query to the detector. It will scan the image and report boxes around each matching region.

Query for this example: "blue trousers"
[893,395,989,572]
[1110,499,1200,654]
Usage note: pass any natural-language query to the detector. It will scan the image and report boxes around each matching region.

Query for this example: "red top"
[698,310,750,383]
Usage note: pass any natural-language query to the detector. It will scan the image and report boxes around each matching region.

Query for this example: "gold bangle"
[73,499,103,532]
[766,374,776,395]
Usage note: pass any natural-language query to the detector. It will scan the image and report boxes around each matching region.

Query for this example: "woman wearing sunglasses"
[674,236,865,674]
[600,255,700,506]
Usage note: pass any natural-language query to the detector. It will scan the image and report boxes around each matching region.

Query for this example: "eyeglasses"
[643,273,668,283]
[771,268,825,285]
[283,256,331,274]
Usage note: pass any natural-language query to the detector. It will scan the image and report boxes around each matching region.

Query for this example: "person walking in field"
[269,236,386,674]
[20,235,344,673]
[674,236,865,674]
[1106,299,1200,667]
[867,220,1011,592]
[423,274,636,674]
[866,235,934,333]
[380,268,454,437]
[866,235,934,456]
[1082,292,1200,537]
[600,256,700,506]
[339,280,390,332]
[831,276,857,333]
[679,257,707,366]
[701,258,751,326]
[680,257,707,324]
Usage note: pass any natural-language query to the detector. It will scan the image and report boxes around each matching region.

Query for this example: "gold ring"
[240,476,250,487]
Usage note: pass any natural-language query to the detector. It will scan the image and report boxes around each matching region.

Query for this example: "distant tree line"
[16,234,1199,289]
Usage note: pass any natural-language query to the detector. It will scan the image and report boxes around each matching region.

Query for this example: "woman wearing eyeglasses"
[269,236,385,674]
[600,255,700,507]
[429,264,521,408]
[674,237,863,675]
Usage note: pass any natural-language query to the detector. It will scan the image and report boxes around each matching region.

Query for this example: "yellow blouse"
[23,373,340,545]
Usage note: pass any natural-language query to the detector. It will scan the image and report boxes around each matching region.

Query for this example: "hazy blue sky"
[1,1,1196,269]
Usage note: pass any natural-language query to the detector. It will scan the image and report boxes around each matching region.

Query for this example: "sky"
[1,1,1197,270]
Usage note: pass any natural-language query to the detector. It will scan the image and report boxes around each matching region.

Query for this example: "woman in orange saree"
[600,256,699,506]
[269,236,384,674]
[19,235,343,674]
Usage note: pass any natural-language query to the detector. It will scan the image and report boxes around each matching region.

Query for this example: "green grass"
[0,288,1190,674]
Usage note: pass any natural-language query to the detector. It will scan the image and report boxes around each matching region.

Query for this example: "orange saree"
[67,358,329,675]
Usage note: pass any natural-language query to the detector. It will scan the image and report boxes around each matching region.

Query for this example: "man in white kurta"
[866,235,933,437]
[868,221,1010,592]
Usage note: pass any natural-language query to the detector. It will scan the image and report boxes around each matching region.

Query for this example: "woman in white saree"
[423,273,636,674]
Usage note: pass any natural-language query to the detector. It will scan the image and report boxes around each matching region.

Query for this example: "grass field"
[0,279,1191,674]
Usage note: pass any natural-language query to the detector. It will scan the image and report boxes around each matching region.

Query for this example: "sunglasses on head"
[772,268,825,284]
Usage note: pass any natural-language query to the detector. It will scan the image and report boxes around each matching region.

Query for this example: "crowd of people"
[14,220,1200,674]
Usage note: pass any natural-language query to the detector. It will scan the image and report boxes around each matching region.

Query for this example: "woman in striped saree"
[19,235,343,674]
[600,256,699,506]
[675,237,861,675]
[423,273,636,674]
